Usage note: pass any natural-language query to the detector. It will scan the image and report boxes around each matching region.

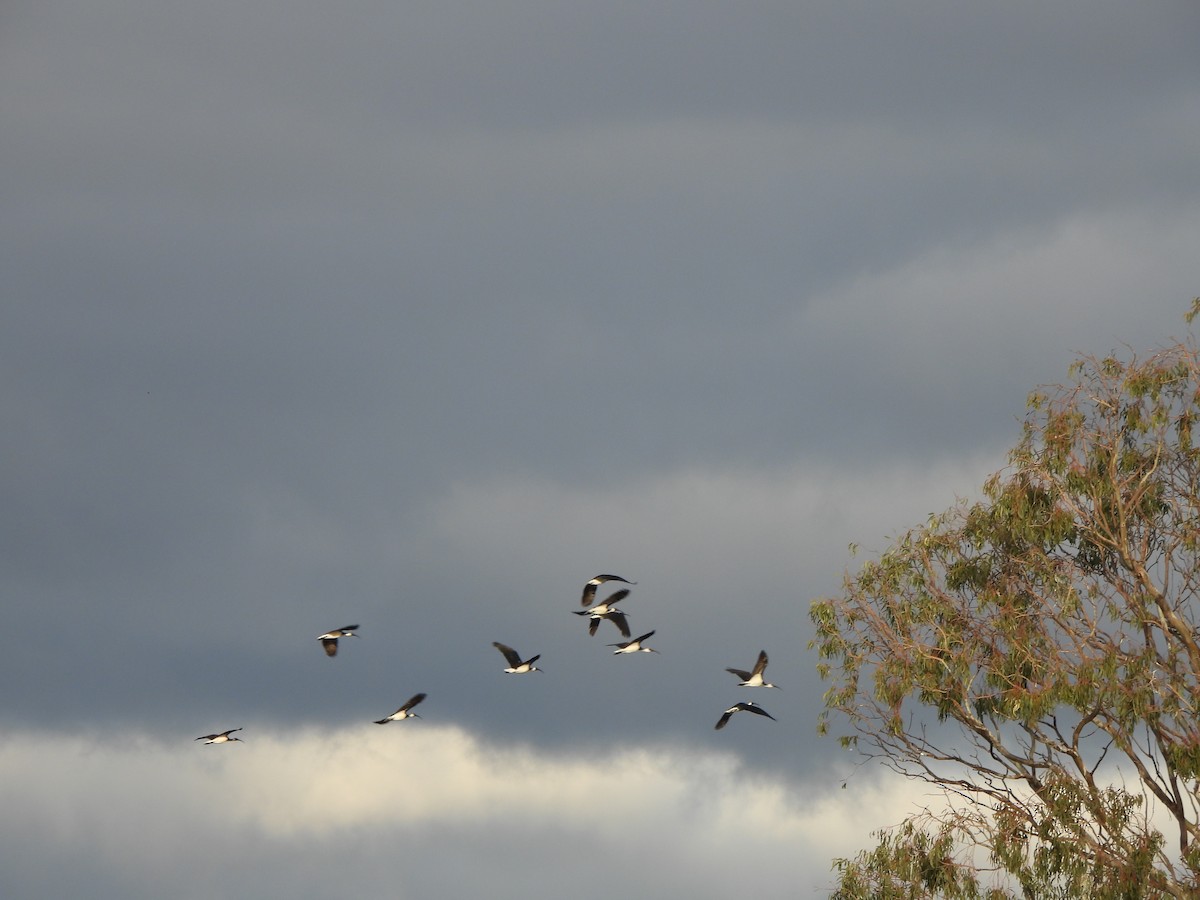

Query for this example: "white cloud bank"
[0,725,936,900]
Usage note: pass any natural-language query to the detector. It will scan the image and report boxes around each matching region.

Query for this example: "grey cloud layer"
[1,1,1198,896]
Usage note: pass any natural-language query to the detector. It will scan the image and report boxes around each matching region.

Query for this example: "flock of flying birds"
[194,573,780,745]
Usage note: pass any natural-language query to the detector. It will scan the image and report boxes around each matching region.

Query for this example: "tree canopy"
[811,322,1200,898]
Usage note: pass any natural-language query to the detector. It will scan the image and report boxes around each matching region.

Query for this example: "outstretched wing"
[598,588,630,609]
[492,642,521,667]
[400,692,427,712]
[742,703,776,721]
[608,610,631,638]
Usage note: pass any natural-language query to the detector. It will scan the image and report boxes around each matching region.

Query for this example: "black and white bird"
[726,650,780,689]
[575,588,630,618]
[587,608,631,638]
[609,630,658,655]
[714,701,776,730]
[493,641,542,674]
[317,625,359,657]
[374,693,427,724]
[576,588,633,638]
[580,574,636,608]
[195,728,243,744]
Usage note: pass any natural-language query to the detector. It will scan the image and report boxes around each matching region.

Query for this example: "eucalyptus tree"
[812,319,1200,898]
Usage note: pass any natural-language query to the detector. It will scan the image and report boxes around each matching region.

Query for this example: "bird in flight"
[575,588,630,617]
[580,574,636,608]
[374,692,427,724]
[714,702,776,731]
[586,608,631,638]
[725,650,780,689]
[317,625,359,657]
[609,630,658,655]
[195,728,243,744]
[493,641,542,673]
[577,587,633,638]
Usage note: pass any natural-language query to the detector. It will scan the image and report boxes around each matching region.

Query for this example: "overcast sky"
[2,1,1199,897]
